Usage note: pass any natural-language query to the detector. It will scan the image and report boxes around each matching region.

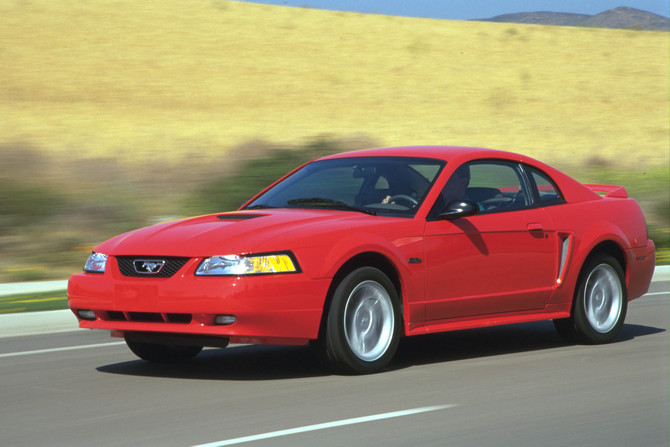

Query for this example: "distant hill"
[477,6,669,31]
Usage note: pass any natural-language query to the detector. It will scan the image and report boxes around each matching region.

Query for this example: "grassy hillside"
[2,0,668,166]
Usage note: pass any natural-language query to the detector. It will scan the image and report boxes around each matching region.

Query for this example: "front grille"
[166,313,192,324]
[102,310,192,324]
[107,311,125,321]
[127,311,164,322]
[116,256,190,278]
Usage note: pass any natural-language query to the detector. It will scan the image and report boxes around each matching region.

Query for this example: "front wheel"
[125,339,203,363]
[324,267,401,374]
[554,254,627,344]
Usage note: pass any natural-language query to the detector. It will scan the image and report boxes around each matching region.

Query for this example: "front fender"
[294,229,426,330]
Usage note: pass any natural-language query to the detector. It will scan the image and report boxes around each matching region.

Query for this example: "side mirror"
[438,200,478,220]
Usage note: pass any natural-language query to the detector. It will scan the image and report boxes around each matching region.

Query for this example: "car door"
[423,160,558,321]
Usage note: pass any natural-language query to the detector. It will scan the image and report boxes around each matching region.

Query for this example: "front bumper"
[67,257,330,345]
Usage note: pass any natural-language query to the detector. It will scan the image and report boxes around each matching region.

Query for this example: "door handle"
[527,222,543,232]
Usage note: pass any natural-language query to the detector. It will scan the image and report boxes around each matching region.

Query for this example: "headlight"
[84,252,108,273]
[195,253,299,276]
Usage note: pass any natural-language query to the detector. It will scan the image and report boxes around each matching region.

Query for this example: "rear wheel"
[324,267,401,374]
[125,339,203,363]
[554,254,627,344]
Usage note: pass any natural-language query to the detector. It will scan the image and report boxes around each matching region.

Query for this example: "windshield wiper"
[286,198,376,216]
[245,204,276,210]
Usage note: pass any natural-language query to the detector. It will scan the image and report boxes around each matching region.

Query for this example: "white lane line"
[645,292,668,297]
[190,404,457,447]
[0,341,125,359]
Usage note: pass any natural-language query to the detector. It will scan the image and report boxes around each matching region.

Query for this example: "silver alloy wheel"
[583,263,623,333]
[343,280,395,362]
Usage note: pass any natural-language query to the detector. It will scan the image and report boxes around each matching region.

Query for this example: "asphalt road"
[1,282,668,447]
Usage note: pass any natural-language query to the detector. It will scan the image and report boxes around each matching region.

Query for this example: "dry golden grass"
[1,0,668,166]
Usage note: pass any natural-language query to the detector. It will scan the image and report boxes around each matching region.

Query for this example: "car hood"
[95,209,388,257]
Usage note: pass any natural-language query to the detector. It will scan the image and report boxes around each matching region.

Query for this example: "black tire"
[324,267,401,374]
[553,254,627,344]
[125,339,203,363]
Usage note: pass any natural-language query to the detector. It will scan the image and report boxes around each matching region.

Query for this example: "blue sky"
[241,1,669,20]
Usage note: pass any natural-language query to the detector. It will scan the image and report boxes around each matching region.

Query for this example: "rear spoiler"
[585,184,628,198]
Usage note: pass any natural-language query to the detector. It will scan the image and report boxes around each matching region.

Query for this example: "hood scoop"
[216,213,267,221]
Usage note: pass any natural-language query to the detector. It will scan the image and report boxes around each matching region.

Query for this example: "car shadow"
[618,322,665,340]
[97,343,329,381]
[389,321,664,371]
[96,321,664,380]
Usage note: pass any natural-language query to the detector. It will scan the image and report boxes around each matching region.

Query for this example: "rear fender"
[568,221,630,296]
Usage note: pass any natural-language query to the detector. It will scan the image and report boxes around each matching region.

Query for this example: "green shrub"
[0,179,67,232]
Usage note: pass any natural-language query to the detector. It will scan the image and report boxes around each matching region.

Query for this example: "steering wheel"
[388,194,418,208]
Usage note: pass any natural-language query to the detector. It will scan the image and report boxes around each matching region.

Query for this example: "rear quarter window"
[527,167,564,206]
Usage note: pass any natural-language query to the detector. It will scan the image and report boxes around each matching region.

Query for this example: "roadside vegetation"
[1,138,667,288]
[0,291,68,314]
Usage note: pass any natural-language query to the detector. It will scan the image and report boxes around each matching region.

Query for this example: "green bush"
[0,179,67,232]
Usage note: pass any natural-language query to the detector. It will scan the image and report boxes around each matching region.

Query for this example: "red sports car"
[68,146,656,373]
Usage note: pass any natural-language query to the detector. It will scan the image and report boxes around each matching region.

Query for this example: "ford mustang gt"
[68,146,656,373]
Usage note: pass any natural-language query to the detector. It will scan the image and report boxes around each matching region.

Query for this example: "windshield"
[243,156,446,217]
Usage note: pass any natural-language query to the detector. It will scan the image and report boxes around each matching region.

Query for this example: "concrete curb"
[653,265,669,282]
[0,280,68,297]
[0,309,82,338]
[0,266,668,339]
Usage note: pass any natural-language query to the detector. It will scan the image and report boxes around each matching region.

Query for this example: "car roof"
[320,146,532,164]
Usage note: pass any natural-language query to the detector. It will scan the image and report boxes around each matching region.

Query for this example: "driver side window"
[434,160,530,216]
